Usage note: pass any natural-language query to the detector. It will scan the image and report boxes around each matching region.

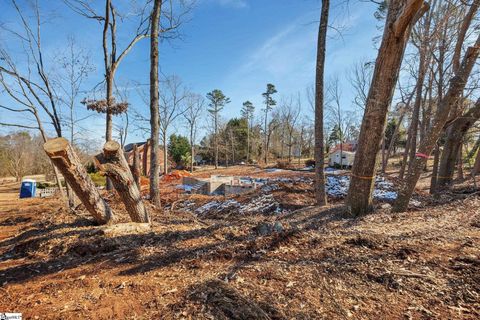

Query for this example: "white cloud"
[225,15,317,99]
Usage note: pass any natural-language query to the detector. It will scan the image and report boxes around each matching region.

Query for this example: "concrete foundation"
[182,175,256,195]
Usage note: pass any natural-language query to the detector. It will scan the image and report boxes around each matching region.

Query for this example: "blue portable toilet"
[19,179,37,198]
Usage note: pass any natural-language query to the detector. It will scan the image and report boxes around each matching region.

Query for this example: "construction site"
[1,0,480,319]
[1,163,479,319]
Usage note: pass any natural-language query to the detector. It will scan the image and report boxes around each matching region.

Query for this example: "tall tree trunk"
[407,51,428,176]
[393,34,480,212]
[467,136,480,160]
[65,183,76,209]
[190,126,195,173]
[437,99,480,187]
[347,0,427,216]
[314,0,329,206]
[429,141,440,194]
[246,122,250,163]
[264,109,268,165]
[399,121,412,179]
[132,144,141,189]
[381,133,386,172]
[215,111,218,169]
[44,138,115,225]
[104,0,114,191]
[164,140,168,174]
[96,141,150,223]
[457,144,464,181]
[288,133,293,163]
[383,110,407,173]
[149,0,162,207]
[472,147,480,177]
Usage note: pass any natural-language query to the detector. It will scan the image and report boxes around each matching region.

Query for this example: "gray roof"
[124,141,147,153]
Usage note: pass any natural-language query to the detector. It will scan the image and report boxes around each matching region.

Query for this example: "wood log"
[44,138,115,225]
[96,141,150,223]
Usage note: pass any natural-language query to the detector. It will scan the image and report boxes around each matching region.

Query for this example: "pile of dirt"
[163,170,193,182]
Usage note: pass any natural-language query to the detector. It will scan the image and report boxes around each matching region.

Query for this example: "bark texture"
[347,0,427,215]
[96,141,150,223]
[44,138,115,225]
[314,0,329,206]
[149,0,162,206]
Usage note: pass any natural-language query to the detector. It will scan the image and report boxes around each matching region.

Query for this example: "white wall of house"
[328,150,355,167]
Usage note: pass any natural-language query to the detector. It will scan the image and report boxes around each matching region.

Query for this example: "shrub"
[37,181,55,189]
[305,159,315,167]
[85,161,98,173]
[89,172,106,187]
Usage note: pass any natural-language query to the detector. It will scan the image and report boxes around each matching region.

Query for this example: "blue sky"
[0,0,381,147]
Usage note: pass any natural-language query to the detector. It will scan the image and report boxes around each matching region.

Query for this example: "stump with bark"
[96,141,150,223]
[44,138,115,225]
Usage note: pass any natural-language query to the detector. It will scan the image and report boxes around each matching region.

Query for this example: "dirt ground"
[0,166,479,319]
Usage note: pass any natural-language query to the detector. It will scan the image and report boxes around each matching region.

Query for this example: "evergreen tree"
[206,89,231,169]
[241,101,255,162]
[262,84,277,164]
[168,134,191,168]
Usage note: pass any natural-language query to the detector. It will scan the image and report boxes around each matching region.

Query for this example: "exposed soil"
[0,167,479,319]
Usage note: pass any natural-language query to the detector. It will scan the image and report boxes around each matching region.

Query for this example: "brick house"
[124,140,165,176]
[330,141,358,153]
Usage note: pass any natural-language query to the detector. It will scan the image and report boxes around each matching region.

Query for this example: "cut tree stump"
[43,138,115,225]
[96,141,150,223]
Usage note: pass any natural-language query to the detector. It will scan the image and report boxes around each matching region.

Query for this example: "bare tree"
[0,0,84,198]
[149,0,162,206]
[315,0,329,206]
[64,0,150,142]
[55,37,95,207]
[349,59,373,110]
[56,37,95,145]
[280,95,301,163]
[347,0,428,216]
[0,132,34,181]
[159,75,188,174]
[184,93,205,172]
[393,2,480,212]
[405,1,437,178]
[326,77,349,166]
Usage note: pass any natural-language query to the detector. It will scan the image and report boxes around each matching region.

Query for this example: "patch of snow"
[261,183,280,192]
[195,199,240,216]
[409,199,421,207]
[177,184,193,192]
[299,166,314,171]
[265,168,283,173]
[325,175,397,200]
[240,194,285,215]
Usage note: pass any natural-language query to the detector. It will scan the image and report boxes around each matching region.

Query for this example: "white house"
[328,150,355,168]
